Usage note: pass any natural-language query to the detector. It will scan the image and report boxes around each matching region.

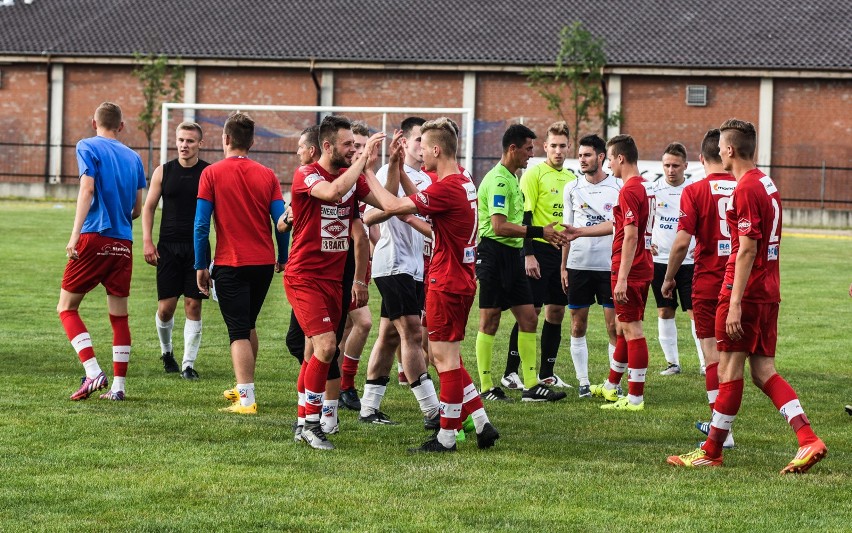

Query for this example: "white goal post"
[159,103,475,171]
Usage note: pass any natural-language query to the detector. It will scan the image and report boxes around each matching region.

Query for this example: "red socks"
[626,338,649,397]
[304,357,330,419]
[438,368,463,431]
[109,314,130,378]
[607,335,628,385]
[761,373,818,446]
[297,360,308,419]
[702,379,743,458]
[705,362,719,413]
[340,355,360,390]
[459,366,483,420]
[60,310,95,363]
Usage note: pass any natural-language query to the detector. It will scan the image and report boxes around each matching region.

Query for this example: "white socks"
[82,358,102,379]
[321,399,339,433]
[570,336,590,386]
[411,374,440,418]
[691,320,705,368]
[237,383,255,407]
[360,382,387,417]
[658,317,679,366]
[155,314,174,354]
[183,319,202,370]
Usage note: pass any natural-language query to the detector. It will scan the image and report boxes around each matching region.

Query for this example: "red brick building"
[0,0,849,209]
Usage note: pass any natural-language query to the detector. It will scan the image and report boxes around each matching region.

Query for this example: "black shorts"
[651,262,694,311]
[375,273,423,320]
[476,237,534,310]
[567,269,614,309]
[527,240,568,307]
[212,264,273,343]
[157,241,208,301]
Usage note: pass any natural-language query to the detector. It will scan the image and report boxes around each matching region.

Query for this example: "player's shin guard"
[517,330,538,389]
[303,356,330,420]
[360,376,389,417]
[60,310,101,377]
[340,353,360,390]
[475,332,495,391]
[607,335,628,387]
[438,368,463,432]
[109,314,130,392]
[570,336,589,386]
[410,373,440,418]
[626,337,648,402]
[705,362,720,412]
[702,379,743,458]
[761,373,818,446]
[155,313,174,354]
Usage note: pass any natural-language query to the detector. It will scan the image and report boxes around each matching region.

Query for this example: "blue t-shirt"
[76,136,146,241]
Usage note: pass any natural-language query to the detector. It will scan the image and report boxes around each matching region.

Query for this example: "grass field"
[0,199,850,532]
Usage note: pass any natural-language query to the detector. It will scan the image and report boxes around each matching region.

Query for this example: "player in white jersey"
[560,135,622,398]
[360,117,440,429]
[649,143,704,376]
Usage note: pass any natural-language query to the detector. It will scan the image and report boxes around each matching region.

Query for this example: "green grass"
[1,199,850,532]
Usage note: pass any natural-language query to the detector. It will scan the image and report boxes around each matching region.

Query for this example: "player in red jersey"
[668,119,826,473]
[661,129,736,448]
[362,118,499,453]
[565,134,653,411]
[195,112,290,415]
[285,115,384,450]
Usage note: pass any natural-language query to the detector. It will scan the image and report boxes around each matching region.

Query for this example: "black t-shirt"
[159,158,209,242]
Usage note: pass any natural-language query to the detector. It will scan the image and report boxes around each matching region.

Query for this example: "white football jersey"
[369,164,431,280]
[651,178,696,264]
[563,174,623,271]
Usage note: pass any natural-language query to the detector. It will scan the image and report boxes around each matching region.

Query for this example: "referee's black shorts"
[651,262,694,311]
[476,237,534,310]
[527,240,568,307]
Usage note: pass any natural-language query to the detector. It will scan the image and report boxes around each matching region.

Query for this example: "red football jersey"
[611,175,653,282]
[410,172,478,296]
[678,173,737,299]
[285,162,370,281]
[721,168,782,303]
[197,156,282,267]
[421,165,469,284]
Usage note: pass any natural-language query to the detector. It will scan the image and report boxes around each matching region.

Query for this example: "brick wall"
[0,64,48,182]
[620,75,761,162]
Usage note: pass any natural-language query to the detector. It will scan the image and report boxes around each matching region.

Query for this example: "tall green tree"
[132,53,183,178]
[527,22,622,154]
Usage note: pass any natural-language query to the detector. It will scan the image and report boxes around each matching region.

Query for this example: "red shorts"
[284,276,343,337]
[692,297,719,339]
[61,233,133,297]
[425,290,473,342]
[348,261,371,313]
[611,278,650,323]
[715,294,779,356]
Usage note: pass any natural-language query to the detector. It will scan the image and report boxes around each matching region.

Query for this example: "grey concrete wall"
[783,208,852,229]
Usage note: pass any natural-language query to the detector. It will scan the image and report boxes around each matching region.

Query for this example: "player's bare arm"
[560,240,571,294]
[310,132,385,202]
[726,234,758,341]
[362,171,418,216]
[66,175,95,260]
[141,164,164,266]
[351,217,370,308]
[614,223,639,304]
[567,220,614,240]
[276,205,293,233]
[661,229,692,298]
[399,214,432,239]
[132,188,145,220]
[492,214,567,248]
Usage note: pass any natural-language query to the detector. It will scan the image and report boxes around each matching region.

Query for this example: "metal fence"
[1,141,849,209]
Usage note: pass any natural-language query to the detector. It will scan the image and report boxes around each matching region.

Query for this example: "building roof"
[1,0,850,72]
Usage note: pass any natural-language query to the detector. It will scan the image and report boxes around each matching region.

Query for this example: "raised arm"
[310,132,385,203]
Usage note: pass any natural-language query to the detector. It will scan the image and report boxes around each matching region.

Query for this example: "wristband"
[526,225,544,239]
[354,280,368,288]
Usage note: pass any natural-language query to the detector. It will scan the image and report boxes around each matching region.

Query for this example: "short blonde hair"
[176,121,203,140]
[421,117,458,155]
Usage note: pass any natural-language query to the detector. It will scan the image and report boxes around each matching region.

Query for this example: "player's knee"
[184,298,202,319]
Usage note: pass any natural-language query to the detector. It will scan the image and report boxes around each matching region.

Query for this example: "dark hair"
[350,121,370,137]
[502,124,536,152]
[224,112,254,150]
[95,102,122,131]
[701,129,722,163]
[301,125,320,151]
[578,134,606,155]
[606,134,639,164]
[401,116,426,138]
[421,117,458,156]
[319,115,352,147]
[663,142,687,160]
[719,118,756,159]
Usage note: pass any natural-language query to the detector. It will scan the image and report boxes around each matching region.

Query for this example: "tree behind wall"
[132,53,183,178]
[527,22,622,154]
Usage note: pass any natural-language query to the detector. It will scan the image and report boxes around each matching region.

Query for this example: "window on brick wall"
[686,85,708,106]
